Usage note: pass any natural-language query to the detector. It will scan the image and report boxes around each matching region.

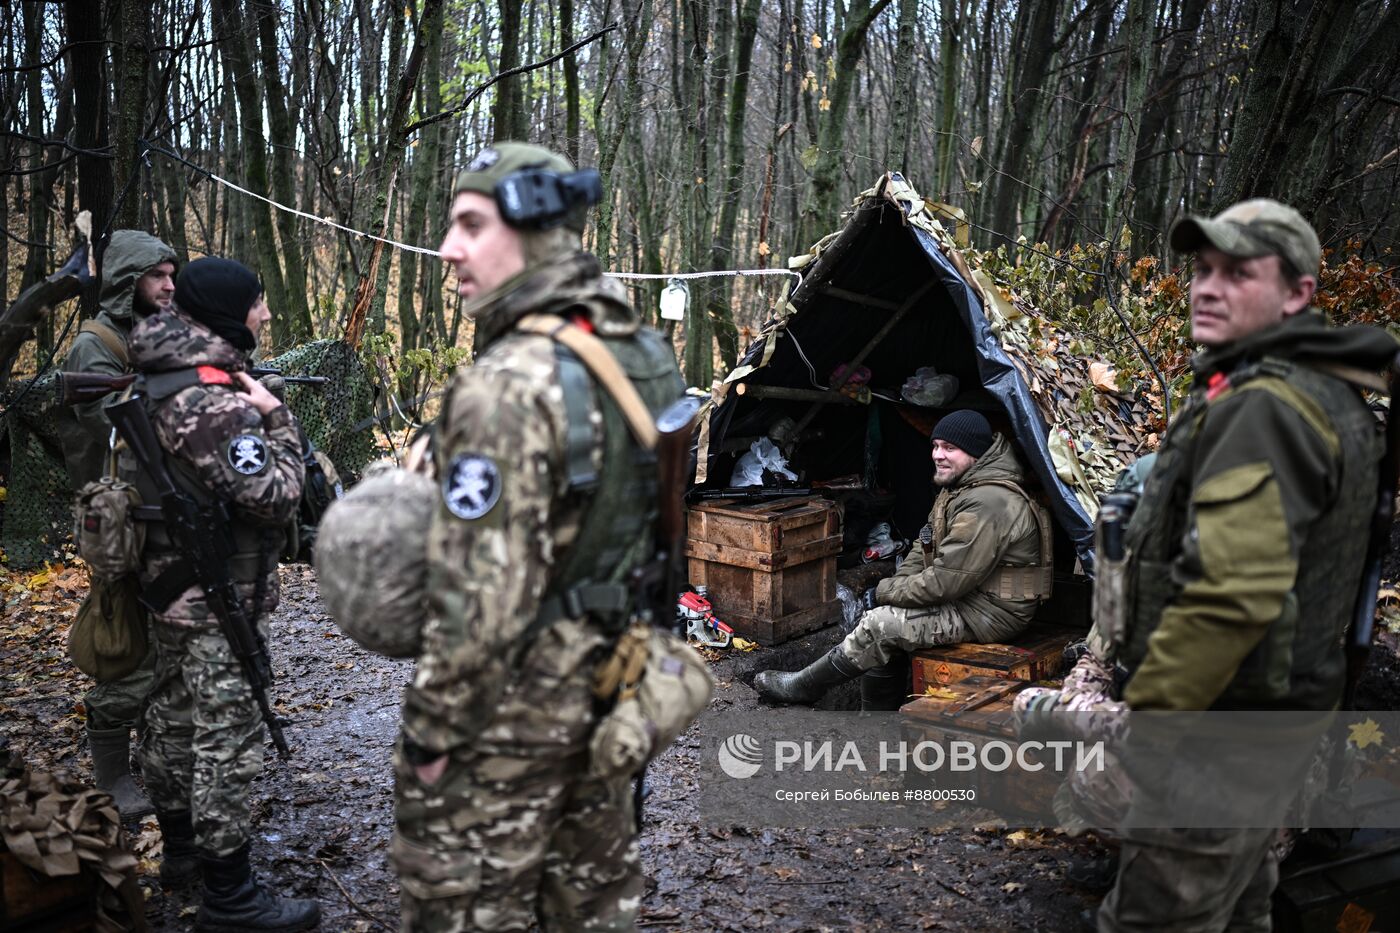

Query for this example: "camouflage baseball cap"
[1169,198,1321,277]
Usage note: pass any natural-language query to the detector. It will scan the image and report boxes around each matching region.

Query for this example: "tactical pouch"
[68,574,149,682]
[587,624,714,780]
[73,477,146,578]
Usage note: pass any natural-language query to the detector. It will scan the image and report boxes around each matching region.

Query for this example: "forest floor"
[3,559,1400,931]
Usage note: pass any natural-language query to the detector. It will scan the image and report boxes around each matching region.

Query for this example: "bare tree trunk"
[492,0,527,138]
[253,0,313,339]
[111,0,150,230]
[886,0,918,172]
[986,0,1060,245]
[800,0,893,245]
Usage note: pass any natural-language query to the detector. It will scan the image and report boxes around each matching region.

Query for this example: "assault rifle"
[686,485,812,504]
[61,369,325,406]
[104,394,292,758]
[635,396,705,637]
[247,367,328,386]
[1343,351,1400,708]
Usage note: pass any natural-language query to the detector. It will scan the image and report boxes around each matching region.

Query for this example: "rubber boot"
[88,726,154,821]
[754,647,863,705]
[859,657,910,711]
[196,843,320,932]
[156,809,200,888]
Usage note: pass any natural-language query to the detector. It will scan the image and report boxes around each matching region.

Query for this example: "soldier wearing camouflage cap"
[391,142,686,931]
[124,257,319,930]
[1041,200,1399,931]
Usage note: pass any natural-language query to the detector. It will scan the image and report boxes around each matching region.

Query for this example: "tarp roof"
[695,173,1157,570]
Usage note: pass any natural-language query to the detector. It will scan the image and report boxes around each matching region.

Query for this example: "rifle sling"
[514,314,659,451]
[80,319,129,368]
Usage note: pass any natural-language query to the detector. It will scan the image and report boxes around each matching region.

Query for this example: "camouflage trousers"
[84,634,157,731]
[393,740,641,932]
[1098,826,1277,933]
[838,604,969,670]
[138,621,267,856]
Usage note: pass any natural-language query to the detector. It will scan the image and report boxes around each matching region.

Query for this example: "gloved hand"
[257,372,287,402]
[860,586,879,612]
[1014,687,1066,741]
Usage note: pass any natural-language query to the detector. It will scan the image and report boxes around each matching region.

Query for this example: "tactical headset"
[495,167,604,230]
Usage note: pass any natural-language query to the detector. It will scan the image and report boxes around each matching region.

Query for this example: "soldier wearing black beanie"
[173,257,263,352]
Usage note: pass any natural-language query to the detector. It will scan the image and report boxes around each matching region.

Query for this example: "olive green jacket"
[874,434,1042,642]
[57,232,177,489]
[1123,311,1398,711]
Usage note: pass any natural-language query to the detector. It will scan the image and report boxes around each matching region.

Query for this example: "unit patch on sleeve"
[227,434,269,475]
[443,453,502,520]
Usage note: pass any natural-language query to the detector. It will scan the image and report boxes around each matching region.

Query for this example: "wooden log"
[735,383,862,404]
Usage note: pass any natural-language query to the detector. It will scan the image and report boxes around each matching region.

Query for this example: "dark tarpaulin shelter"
[695,174,1154,574]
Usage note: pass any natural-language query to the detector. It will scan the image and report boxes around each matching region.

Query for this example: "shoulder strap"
[515,313,659,450]
[80,319,129,368]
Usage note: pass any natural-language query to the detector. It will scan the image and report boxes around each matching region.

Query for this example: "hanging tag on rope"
[659,277,690,322]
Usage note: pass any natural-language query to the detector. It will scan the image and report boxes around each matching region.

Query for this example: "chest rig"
[1118,356,1380,709]
[116,367,278,612]
[928,479,1054,600]
[514,312,686,635]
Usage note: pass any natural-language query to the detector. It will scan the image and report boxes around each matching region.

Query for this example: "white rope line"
[195,164,443,256]
[187,154,804,285]
[606,268,803,288]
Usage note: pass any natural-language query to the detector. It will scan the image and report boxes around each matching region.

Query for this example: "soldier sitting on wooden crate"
[755,410,1053,711]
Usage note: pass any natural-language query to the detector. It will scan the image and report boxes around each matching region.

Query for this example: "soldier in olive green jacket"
[55,230,176,822]
[755,410,1052,711]
[1081,200,1397,932]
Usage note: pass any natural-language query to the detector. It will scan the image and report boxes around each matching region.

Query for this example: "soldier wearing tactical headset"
[390,143,686,931]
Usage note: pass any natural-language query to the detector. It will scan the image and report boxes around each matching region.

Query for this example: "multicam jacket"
[874,434,1043,642]
[57,231,178,489]
[126,306,304,629]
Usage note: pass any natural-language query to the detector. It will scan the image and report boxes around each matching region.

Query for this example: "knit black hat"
[174,257,262,352]
[930,410,993,458]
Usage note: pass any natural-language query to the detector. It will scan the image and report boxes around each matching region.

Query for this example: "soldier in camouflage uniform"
[755,410,1052,711]
[393,143,683,931]
[126,257,319,930]
[1026,200,1397,932]
[55,230,177,821]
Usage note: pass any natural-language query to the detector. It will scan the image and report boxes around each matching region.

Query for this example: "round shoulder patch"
[442,453,502,520]
[228,434,269,475]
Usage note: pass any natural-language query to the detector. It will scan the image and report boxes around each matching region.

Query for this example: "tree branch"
[403,24,617,137]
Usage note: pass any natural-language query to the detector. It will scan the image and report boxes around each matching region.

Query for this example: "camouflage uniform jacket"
[874,434,1042,642]
[1121,312,1397,711]
[126,307,304,629]
[58,231,177,489]
[402,252,649,759]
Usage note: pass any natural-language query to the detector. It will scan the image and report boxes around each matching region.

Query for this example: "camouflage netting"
[0,338,377,569]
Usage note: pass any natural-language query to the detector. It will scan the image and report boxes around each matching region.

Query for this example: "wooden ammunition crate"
[900,675,1059,818]
[686,496,843,644]
[1273,831,1400,932]
[1,852,97,931]
[911,625,1077,695]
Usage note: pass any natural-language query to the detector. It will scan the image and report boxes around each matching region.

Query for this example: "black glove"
[860,586,879,612]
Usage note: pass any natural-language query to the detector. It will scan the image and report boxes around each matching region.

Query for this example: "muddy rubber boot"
[859,658,910,711]
[156,809,200,888]
[88,726,154,821]
[196,844,320,932]
[754,647,863,705]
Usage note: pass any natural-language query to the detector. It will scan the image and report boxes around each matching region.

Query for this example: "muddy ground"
[5,560,1399,931]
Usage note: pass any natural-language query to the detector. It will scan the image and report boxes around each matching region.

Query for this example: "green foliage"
[359,332,468,389]
[969,238,1399,428]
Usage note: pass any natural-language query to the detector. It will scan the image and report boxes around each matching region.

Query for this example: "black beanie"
[173,257,262,352]
[930,410,993,458]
